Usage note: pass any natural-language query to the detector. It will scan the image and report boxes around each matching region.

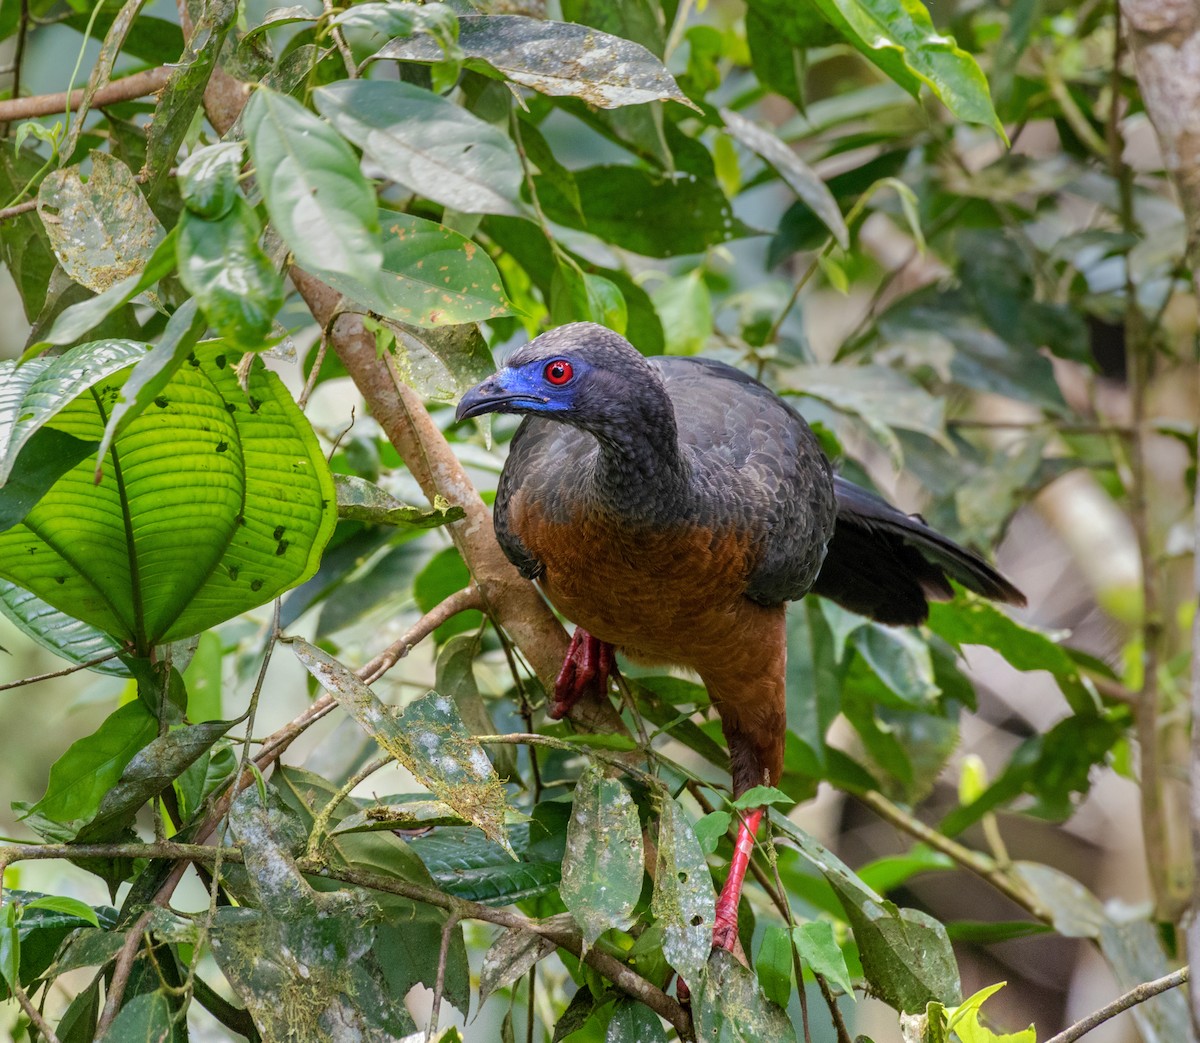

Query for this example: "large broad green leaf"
[0,342,337,652]
[0,340,145,486]
[289,639,514,850]
[243,87,383,289]
[376,15,695,111]
[537,166,759,258]
[315,80,524,216]
[328,210,513,329]
[559,763,644,949]
[806,0,1004,136]
[37,153,166,295]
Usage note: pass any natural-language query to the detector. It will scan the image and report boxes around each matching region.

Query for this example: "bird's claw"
[550,629,614,719]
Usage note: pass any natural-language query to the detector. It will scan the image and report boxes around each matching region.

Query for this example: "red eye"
[544,359,574,385]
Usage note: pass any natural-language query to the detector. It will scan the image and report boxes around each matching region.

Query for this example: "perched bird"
[456,322,1025,953]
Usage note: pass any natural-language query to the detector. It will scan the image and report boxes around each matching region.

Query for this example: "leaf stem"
[1042,967,1189,1043]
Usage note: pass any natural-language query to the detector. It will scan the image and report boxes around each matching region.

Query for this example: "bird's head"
[454,323,661,430]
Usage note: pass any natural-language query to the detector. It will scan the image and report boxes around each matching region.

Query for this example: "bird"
[455,321,1025,954]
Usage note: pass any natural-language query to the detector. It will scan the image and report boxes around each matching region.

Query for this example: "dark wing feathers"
[812,476,1026,624]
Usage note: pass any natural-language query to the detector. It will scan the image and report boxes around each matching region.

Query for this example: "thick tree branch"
[0,66,170,121]
[289,269,628,737]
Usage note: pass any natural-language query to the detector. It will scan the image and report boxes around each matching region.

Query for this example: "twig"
[0,65,170,121]
[0,651,121,691]
[427,912,460,1042]
[303,753,392,862]
[358,585,483,685]
[10,979,62,1043]
[816,974,853,1043]
[1042,967,1189,1043]
[857,790,1051,922]
[95,908,155,1036]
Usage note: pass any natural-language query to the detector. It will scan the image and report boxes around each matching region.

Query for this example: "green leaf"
[850,624,939,705]
[732,785,793,810]
[0,344,337,650]
[405,823,563,904]
[177,200,284,350]
[806,0,1004,136]
[652,797,715,984]
[0,427,96,532]
[18,701,158,842]
[377,14,695,111]
[22,896,100,928]
[76,718,235,843]
[770,815,960,1012]
[650,270,712,355]
[720,108,848,249]
[178,141,245,219]
[289,639,513,850]
[335,474,466,529]
[694,948,795,1042]
[37,152,166,295]
[560,763,644,948]
[791,920,854,996]
[97,989,173,1042]
[0,903,18,992]
[755,925,794,1008]
[315,80,523,216]
[927,599,1096,715]
[216,797,416,1040]
[538,165,758,258]
[243,87,383,288]
[606,999,668,1043]
[693,811,731,855]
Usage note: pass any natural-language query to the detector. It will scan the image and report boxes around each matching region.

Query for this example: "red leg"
[712,806,763,952]
[549,628,615,719]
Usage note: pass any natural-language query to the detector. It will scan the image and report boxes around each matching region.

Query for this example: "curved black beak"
[455,374,548,422]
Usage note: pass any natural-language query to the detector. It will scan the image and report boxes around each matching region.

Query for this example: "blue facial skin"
[455,357,586,421]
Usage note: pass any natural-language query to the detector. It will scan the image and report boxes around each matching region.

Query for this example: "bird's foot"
[710,807,764,956]
[549,628,615,720]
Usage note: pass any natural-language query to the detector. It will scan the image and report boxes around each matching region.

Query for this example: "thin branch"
[1042,967,1189,1043]
[857,790,1052,922]
[95,908,155,1036]
[427,912,460,1042]
[10,979,62,1043]
[303,753,392,862]
[359,585,483,685]
[0,65,170,121]
[0,651,121,691]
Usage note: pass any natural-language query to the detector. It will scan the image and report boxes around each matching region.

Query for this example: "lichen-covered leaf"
[651,797,714,984]
[335,474,466,528]
[479,927,557,1007]
[385,321,498,402]
[560,763,643,949]
[216,797,416,1041]
[694,949,795,1042]
[376,15,695,111]
[315,80,523,217]
[37,153,165,295]
[289,639,514,851]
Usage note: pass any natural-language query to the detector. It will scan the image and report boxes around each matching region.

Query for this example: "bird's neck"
[584,386,688,522]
